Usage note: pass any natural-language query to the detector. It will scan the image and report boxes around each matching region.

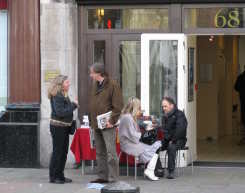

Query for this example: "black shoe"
[49,178,65,184]
[166,171,175,179]
[63,177,72,183]
[90,178,109,183]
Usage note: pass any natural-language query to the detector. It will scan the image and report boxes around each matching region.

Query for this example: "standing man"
[235,69,245,145]
[89,62,123,183]
[160,97,187,179]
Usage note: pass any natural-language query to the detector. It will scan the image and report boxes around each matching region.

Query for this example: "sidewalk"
[0,166,245,193]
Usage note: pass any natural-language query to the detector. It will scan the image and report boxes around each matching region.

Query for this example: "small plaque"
[44,70,60,82]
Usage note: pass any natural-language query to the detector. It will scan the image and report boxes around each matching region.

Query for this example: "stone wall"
[40,0,78,167]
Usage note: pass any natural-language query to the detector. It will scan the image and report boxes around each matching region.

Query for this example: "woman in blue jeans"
[48,75,78,184]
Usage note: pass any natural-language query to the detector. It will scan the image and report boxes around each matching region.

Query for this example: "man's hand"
[106,121,113,128]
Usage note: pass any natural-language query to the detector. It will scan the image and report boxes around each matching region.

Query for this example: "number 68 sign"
[214,8,242,28]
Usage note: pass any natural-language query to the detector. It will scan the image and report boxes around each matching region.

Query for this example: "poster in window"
[188,48,195,102]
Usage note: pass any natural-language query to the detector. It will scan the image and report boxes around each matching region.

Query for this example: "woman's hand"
[73,99,79,107]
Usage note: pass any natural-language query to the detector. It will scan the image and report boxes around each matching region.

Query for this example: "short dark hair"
[162,97,176,106]
[90,62,107,77]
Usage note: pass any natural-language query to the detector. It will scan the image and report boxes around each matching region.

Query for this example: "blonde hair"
[47,75,68,99]
[121,97,141,121]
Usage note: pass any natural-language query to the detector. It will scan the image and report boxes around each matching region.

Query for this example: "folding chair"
[163,146,193,176]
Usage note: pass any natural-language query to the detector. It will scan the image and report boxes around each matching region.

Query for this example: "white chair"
[163,146,193,176]
[176,146,193,176]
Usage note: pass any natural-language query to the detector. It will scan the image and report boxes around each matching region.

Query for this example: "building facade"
[1,0,245,167]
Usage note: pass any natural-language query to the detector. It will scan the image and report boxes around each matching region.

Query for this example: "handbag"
[140,129,157,145]
[69,120,77,135]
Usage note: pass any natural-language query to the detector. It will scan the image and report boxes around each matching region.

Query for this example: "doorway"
[196,35,245,162]
[81,33,197,163]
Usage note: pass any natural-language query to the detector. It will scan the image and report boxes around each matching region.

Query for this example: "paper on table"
[80,125,90,128]
[96,111,112,129]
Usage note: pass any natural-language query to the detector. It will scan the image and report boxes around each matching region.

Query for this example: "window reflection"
[119,41,141,104]
[88,8,168,30]
[149,40,178,117]
[93,41,105,64]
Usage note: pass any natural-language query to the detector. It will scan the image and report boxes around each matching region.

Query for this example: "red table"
[70,127,96,162]
[70,127,121,174]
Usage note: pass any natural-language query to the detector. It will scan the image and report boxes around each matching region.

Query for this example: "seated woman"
[118,97,162,181]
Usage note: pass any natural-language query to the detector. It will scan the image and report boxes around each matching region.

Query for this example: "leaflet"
[96,111,112,129]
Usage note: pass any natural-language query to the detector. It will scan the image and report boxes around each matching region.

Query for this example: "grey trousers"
[94,128,119,181]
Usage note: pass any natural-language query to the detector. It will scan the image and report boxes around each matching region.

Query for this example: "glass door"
[112,35,141,105]
[141,34,187,117]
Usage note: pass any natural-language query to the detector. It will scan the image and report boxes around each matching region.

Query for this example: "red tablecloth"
[70,127,164,166]
[70,127,121,163]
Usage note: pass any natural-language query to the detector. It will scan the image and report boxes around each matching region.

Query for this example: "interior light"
[97,8,104,17]
[209,35,214,42]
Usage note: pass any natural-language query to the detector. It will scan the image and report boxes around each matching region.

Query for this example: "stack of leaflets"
[96,111,112,129]
[87,183,105,189]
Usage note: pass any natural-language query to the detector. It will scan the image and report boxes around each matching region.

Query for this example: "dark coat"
[235,71,245,102]
[50,92,77,123]
[89,77,123,129]
[161,107,187,143]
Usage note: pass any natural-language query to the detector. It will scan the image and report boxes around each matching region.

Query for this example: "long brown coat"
[89,77,123,130]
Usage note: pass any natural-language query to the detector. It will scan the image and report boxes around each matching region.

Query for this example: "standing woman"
[48,75,78,184]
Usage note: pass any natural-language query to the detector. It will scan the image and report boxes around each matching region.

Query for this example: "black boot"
[166,170,175,179]
[154,157,164,178]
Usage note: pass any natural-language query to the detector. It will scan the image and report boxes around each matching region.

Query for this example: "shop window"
[0,11,7,111]
[88,8,168,30]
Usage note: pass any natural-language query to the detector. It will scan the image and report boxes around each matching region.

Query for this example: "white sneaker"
[144,169,159,181]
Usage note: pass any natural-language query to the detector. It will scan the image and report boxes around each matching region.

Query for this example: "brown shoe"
[90,178,109,183]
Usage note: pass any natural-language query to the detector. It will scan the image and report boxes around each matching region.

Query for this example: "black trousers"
[240,100,245,126]
[161,139,186,172]
[49,124,69,180]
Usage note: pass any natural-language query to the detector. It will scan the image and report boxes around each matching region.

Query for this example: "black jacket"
[50,92,77,123]
[235,71,245,101]
[161,107,187,143]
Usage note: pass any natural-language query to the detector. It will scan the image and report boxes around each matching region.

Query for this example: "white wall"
[186,36,197,161]
[40,0,78,167]
[0,11,7,111]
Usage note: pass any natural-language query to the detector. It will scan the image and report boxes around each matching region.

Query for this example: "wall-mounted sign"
[214,8,243,28]
[44,70,60,82]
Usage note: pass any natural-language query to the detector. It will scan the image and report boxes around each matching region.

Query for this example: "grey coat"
[118,114,149,156]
